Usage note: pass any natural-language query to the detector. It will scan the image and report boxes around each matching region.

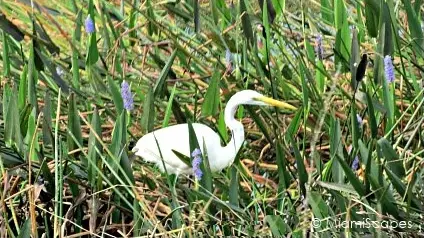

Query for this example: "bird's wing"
[133,123,221,174]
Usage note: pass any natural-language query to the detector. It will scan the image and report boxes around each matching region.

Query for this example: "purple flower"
[191,148,202,158]
[315,34,323,60]
[191,148,203,180]
[351,156,360,171]
[384,55,395,83]
[121,81,134,110]
[85,15,95,34]
[356,114,363,126]
[348,145,360,171]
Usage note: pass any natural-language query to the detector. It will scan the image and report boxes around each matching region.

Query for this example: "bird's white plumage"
[133,123,230,175]
[132,90,295,176]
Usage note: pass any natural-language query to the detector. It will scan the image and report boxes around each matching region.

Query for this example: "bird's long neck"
[215,99,245,171]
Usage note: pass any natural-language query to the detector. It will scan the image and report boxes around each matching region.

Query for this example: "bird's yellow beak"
[255,96,297,110]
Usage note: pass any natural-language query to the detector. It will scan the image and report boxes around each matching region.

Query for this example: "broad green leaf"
[87,107,101,187]
[17,218,31,238]
[276,140,291,209]
[171,149,191,166]
[402,0,424,57]
[18,65,28,110]
[265,215,289,236]
[201,68,220,116]
[288,136,307,195]
[239,0,254,46]
[141,86,155,134]
[321,0,333,24]
[85,0,99,66]
[364,0,380,37]
[2,31,10,76]
[153,49,178,97]
[377,138,405,177]
[335,154,365,197]
[72,10,82,89]
[365,87,378,138]
[330,117,344,183]
[385,167,422,210]
[42,91,53,146]
[5,85,23,152]
[107,76,124,115]
[162,84,177,127]
[67,93,83,153]
[334,0,346,30]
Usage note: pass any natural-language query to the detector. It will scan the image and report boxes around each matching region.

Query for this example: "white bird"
[132,90,296,176]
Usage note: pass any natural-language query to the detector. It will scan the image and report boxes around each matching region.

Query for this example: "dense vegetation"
[0,0,423,237]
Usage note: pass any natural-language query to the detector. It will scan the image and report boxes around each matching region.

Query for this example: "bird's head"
[230,90,297,110]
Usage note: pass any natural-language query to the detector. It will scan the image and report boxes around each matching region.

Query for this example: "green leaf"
[72,10,82,89]
[288,136,307,195]
[171,149,191,167]
[108,76,124,115]
[17,218,31,238]
[384,166,422,210]
[321,0,333,24]
[85,0,99,66]
[368,175,403,220]
[365,86,378,138]
[86,32,99,66]
[334,16,351,71]
[329,117,344,183]
[377,138,405,177]
[2,31,10,76]
[265,215,289,236]
[5,85,23,152]
[27,40,38,111]
[146,0,157,36]
[162,84,177,127]
[153,49,178,97]
[364,0,380,37]
[67,93,83,153]
[276,140,291,209]
[87,107,101,187]
[19,104,32,139]
[201,68,220,116]
[229,165,239,207]
[334,0,346,30]
[141,86,155,134]
[308,191,333,234]
[239,0,254,46]
[42,91,53,146]
[25,108,38,161]
[403,0,424,57]
[373,23,385,85]
[381,1,394,56]
[18,65,28,110]
[335,154,365,197]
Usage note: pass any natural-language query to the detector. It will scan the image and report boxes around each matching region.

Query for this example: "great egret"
[132,90,296,175]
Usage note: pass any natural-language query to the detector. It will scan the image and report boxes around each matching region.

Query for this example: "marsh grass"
[0,0,424,237]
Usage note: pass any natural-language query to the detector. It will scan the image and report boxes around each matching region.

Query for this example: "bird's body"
[133,123,239,175]
[132,90,296,176]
